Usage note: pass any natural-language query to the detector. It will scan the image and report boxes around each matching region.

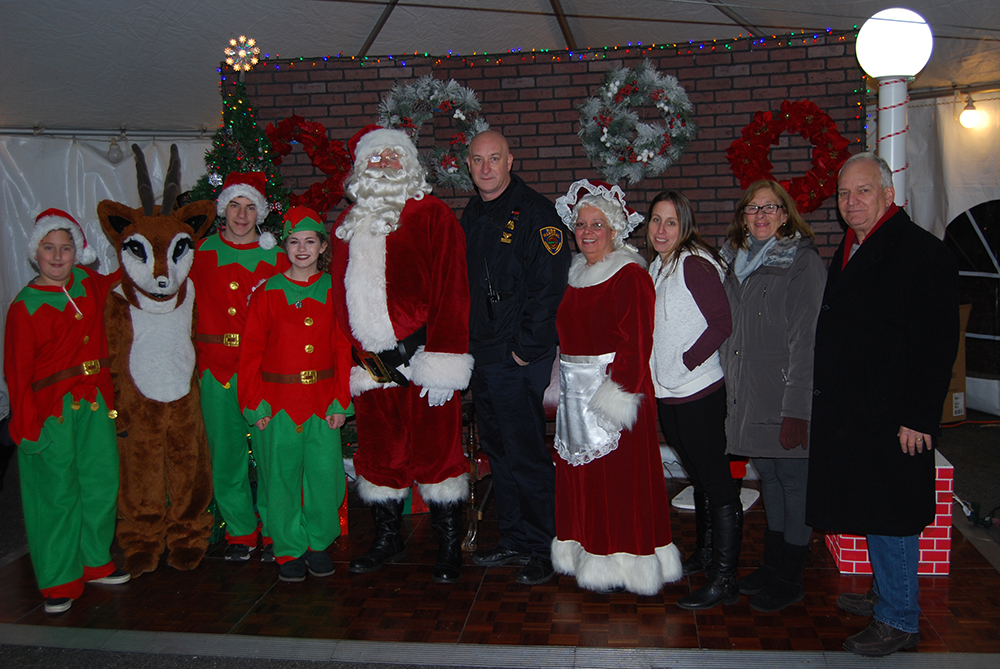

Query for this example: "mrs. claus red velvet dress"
[551,248,682,595]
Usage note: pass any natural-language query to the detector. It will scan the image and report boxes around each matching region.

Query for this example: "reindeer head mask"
[98,144,215,302]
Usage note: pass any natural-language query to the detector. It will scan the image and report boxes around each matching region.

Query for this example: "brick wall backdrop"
[235,34,865,262]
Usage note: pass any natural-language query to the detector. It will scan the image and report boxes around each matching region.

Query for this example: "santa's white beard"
[338,165,427,240]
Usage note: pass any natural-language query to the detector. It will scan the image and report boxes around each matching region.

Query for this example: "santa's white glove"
[419,387,452,407]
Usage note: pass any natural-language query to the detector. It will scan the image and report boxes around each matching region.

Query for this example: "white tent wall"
[0,136,212,417]
[907,98,1000,416]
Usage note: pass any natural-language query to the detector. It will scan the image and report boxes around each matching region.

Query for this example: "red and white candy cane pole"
[875,77,910,207]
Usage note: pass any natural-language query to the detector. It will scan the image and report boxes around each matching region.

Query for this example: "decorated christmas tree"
[189,82,290,237]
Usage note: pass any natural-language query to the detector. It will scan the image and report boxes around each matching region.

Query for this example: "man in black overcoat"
[806,152,959,657]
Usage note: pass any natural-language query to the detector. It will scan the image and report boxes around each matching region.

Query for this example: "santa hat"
[216,171,276,249]
[555,179,644,240]
[282,206,326,240]
[29,208,97,266]
[348,124,420,169]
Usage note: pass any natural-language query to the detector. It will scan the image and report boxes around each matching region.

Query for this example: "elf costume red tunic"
[551,249,682,595]
[330,195,472,499]
[239,271,353,561]
[4,265,121,598]
[191,234,289,544]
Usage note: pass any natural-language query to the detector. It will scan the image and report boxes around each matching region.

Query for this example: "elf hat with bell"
[29,208,97,266]
[282,206,326,240]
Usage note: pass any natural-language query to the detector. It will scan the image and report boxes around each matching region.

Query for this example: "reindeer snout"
[157,277,170,289]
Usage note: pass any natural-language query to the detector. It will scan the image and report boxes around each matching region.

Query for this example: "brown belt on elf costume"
[261,368,336,385]
[32,358,111,393]
[194,333,241,347]
[351,324,427,388]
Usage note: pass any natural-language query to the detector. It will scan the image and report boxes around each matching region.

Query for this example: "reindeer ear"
[174,200,217,241]
[97,200,137,241]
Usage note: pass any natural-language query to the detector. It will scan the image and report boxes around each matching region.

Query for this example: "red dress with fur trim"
[330,195,472,497]
[551,251,681,595]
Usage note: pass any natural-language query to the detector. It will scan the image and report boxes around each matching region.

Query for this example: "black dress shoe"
[472,545,529,567]
[516,557,554,585]
[843,619,919,656]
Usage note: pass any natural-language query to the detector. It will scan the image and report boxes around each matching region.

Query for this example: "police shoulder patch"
[539,226,563,256]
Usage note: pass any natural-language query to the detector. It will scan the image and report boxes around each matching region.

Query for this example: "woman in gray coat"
[719,180,825,612]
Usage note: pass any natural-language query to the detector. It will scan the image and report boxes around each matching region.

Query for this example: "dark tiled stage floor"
[2,480,1000,658]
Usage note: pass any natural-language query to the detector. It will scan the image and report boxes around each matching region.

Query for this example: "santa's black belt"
[352,325,427,388]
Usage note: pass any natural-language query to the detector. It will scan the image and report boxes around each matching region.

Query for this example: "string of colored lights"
[216,27,858,76]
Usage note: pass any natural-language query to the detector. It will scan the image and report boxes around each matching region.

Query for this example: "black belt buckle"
[352,349,409,387]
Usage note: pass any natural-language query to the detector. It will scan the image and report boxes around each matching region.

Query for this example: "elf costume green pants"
[251,411,345,562]
[200,373,266,543]
[19,393,118,598]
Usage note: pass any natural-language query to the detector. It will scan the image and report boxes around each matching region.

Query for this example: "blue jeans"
[867,533,920,633]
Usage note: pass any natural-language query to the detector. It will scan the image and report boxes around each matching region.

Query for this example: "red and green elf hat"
[281,206,326,240]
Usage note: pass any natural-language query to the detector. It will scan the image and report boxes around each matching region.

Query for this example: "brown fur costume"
[97,145,215,577]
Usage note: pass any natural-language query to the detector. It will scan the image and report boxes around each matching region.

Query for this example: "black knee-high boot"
[677,501,743,610]
[682,488,713,576]
[349,499,407,573]
[428,501,463,583]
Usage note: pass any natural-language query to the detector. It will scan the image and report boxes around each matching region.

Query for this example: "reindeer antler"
[132,144,156,216]
[161,144,182,214]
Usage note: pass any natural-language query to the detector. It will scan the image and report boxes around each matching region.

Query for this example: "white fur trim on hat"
[216,184,268,227]
[29,210,97,266]
[353,128,420,170]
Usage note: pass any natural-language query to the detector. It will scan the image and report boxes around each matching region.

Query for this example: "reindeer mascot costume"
[97,145,216,577]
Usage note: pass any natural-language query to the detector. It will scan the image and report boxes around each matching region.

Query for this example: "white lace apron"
[555,352,620,466]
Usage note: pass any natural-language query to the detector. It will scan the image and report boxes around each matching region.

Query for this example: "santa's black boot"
[428,501,463,583]
[349,499,407,573]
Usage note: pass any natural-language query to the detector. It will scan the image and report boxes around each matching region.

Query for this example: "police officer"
[461,130,570,585]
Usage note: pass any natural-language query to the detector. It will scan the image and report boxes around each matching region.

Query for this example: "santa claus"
[330,125,472,583]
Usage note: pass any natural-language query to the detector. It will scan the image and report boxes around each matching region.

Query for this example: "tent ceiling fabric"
[1,0,998,132]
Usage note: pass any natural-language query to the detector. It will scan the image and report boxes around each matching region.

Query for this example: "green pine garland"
[189,83,291,238]
[578,60,697,186]
[379,76,489,191]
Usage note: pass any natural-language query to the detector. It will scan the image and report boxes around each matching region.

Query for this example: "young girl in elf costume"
[3,209,129,614]
[238,206,353,582]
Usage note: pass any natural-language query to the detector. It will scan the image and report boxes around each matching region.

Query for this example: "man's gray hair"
[840,152,893,189]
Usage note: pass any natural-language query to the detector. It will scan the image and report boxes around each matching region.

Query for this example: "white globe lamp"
[855,8,933,206]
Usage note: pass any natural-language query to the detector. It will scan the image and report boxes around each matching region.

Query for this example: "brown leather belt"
[194,333,241,347]
[261,368,335,385]
[32,358,110,393]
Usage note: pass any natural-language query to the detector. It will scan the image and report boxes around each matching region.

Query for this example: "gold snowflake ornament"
[225,36,260,73]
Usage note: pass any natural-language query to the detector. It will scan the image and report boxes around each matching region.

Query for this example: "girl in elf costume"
[238,206,353,582]
[3,209,129,614]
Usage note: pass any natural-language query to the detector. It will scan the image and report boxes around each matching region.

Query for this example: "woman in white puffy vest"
[646,191,736,610]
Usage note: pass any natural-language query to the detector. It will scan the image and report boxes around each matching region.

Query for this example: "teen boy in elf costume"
[190,173,289,562]
[4,210,130,614]
[238,206,353,582]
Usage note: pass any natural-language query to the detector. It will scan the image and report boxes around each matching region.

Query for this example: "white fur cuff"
[357,477,410,504]
[418,473,470,505]
[551,538,682,596]
[409,348,474,392]
[588,379,641,431]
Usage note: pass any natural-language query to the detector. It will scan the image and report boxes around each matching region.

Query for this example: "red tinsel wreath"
[726,100,852,214]
[265,116,352,215]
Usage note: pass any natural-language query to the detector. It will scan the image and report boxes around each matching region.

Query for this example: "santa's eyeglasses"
[368,149,401,164]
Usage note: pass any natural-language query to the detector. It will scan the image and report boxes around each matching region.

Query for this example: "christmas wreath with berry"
[578,60,696,186]
[265,115,353,215]
[726,99,852,214]
[379,76,489,191]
